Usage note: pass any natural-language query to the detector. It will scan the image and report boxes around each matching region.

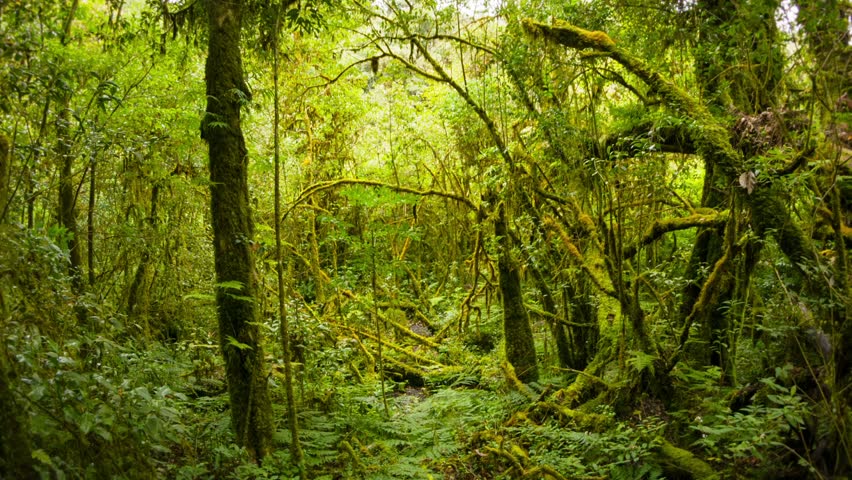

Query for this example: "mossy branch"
[552,346,609,407]
[623,211,729,259]
[542,216,617,298]
[376,300,437,332]
[374,309,439,349]
[379,354,431,380]
[533,402,614,431]
[483,445,572,480]
[338,324,442,366]
[283,178,478,221]
[501,360,538,401]
[522,19,741,176]
[339,440,367,473]
[655,437,719,480]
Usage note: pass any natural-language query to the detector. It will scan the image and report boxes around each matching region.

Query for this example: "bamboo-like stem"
[273,6,305,472]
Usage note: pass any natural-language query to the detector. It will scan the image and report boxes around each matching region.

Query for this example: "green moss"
[656,437,719,480]
[535,401,614,431]
[522,19,615,49]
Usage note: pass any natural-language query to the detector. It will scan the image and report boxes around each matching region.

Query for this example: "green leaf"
[133,386,152,401]
[216,280,246,292]
[226,336,253,351]
[32,449,53,466]
[79,412,95,434]
[95,427,112,442]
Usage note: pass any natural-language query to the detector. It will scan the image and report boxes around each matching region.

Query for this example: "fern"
[626,350,657,376]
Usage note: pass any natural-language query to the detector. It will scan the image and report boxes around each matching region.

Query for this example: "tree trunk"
[529,261,571,369]
[562,280,598,370]
[201,0,273,460]
[495,200,538,383]
[57,102,84,293]
[87,160,95,286]
[127,184,160,339]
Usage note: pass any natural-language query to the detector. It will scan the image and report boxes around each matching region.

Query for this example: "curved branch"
[302,54,390,95]
[623,211,729,260]
[414,33,498,56]
[282,178,478,221]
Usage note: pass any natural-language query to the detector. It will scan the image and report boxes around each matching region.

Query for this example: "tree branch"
[623,211,729,260]
[283,178,478,221]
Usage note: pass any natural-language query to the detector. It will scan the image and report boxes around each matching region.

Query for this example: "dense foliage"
[1,0,849,478]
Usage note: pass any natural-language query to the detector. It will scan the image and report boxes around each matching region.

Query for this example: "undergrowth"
[3,325,819,479]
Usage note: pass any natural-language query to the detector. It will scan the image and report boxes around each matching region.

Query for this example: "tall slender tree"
[200,0,274,460]
[272,2,305,472]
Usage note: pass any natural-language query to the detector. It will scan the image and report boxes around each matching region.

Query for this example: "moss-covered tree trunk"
[530,264,571,369]
[201,0,273,460]
[55,0,83,294]
[562,279,598,370]
[495,200,538,383]
[127,183,160,339]
[56,101,84,293]
[676,0,785,382]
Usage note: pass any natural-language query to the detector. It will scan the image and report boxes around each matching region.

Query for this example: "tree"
[200,0,274,460]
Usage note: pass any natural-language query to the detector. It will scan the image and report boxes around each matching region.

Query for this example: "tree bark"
[495,199,538,383]
[201,0,273,460]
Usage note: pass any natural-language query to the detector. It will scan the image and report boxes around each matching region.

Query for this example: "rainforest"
[0,0,850,478]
